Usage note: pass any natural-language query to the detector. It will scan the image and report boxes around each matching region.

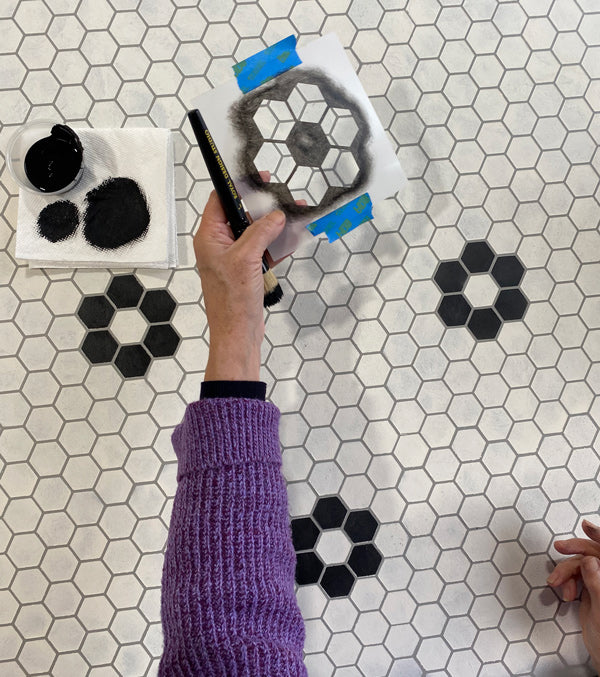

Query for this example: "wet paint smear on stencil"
[84,177,150,250]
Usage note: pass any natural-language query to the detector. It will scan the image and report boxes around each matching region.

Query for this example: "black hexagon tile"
[295,551,324,586]
[468,307,503,341]
[491,255,525,287]
[143,324,181,358]
[140,289,177,323]
[343,509,378,543]
[495,288,528,321]
[313,496,347,529]
[460,241,495,274]
[320,565,355,598]
[347,543,382,577]
[114,344,152,379]
[434,260,468,293]
[80,330,118,364]
[291,517,320,551]
[77,295,115,329]
[106,274,145,308]
[437,294,472,327]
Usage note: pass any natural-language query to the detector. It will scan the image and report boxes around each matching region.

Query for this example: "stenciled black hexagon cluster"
[77,274,180,378]
[434,241,529,341]
[291,496,382,598]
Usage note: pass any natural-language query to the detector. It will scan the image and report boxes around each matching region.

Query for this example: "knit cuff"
[172,398,281,477]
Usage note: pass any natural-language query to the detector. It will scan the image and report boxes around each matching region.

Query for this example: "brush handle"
[187,109,270,276]
[187,110,248,226]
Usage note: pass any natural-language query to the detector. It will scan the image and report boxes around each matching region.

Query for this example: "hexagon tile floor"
[1,1,600,676]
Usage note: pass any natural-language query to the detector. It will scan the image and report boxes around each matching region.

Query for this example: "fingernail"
[547,573,558,585]
[271,210,285,225]
[583,519,598,531]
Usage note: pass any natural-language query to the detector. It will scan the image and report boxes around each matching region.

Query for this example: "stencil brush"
[187,109,283,308]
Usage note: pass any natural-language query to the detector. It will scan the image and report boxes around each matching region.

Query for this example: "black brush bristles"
[263,269,283,307]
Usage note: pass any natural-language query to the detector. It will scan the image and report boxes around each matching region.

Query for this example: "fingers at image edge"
[554,538,600,559]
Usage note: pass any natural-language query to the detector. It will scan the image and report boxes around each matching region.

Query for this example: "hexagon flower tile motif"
[293,496,382,597]
[78,274,180,378]
[435,241,528,340]
[1,0,600,676]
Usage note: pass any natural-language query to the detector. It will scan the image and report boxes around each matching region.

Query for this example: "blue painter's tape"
[233,35,301,94]
[307,193,373,242]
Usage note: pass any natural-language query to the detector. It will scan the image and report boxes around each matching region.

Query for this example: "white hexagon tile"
[1,0,600,675]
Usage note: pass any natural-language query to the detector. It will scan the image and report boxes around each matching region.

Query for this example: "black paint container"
[7,120,84,195]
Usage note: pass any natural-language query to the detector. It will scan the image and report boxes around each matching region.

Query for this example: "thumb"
[581,557,600,605]
[238,209,286,256]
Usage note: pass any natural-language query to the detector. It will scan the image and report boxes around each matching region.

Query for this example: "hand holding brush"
[187,109,283,308]
[193,183,286,381]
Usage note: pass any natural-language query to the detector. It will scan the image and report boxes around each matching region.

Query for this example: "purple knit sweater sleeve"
[158,398,307,676]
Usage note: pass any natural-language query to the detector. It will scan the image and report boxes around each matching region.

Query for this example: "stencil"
[231,69,371,216]
[194,34,406,260]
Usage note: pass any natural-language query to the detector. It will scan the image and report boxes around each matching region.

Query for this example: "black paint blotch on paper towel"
[83,177,150,250]
[37,200,79,242]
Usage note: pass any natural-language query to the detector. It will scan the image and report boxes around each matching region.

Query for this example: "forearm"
[204,340,262,381]
[202,285,264,383]
[159,399,306,676]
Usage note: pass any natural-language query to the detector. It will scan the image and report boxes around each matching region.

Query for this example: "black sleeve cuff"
[200,381,266,401]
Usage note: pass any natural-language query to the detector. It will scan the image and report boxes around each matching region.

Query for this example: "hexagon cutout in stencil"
[288,165,315,202]
[323,148,360,188]
[288,82,326,118]
[330,111,359,147]
[334,150,360,185]
[253,100,279,139]
[253,142,294,183]
[301,99,327,123]
[307,171,329,204]
[259,100,296,141]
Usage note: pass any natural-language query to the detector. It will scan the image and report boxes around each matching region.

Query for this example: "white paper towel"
[15,128,178,269]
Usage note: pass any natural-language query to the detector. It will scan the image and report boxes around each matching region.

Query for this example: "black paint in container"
[24,124,84,193]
